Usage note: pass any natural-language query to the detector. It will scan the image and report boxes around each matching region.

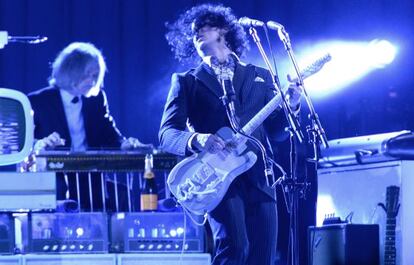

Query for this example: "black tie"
[71,96,79,104]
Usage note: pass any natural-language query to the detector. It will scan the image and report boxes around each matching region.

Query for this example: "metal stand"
[279,130,309,265]
[248,27,304,144]
[275,26,329,149]
[247,26,304,265]
[275,24,329,265]
[246,24,328,265]
[280,124,320,265]
[219,77,275,186]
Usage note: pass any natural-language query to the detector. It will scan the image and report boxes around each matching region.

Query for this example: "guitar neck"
[238,54,331,139]
[241,92,282,136]
[384,217,397,265]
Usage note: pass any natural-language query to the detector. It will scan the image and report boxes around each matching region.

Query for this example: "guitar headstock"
[287,53,332,83]
[385,185,400,218]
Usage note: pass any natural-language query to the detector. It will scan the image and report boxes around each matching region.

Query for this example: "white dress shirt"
[59,89,87,151]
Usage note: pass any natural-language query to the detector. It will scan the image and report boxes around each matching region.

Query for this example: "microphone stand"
[220,79,240,130]
[276,26,329,149]
[248,27,304,144]
[273,25,329,265]
[0,31,48,49]
[220,78,275,186]
[248,26,309,265]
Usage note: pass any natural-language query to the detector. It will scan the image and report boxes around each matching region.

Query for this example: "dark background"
[1,0,413,145]
[1,0,413,264]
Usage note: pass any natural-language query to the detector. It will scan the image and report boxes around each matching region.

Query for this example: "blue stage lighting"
[286,39,398,99]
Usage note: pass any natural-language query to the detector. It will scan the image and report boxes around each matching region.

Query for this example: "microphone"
[221,78,236,103]
[267,21,289,43]
[266,21,284,31]
[238,17,265,27]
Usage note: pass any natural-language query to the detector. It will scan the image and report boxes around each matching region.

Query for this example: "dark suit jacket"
[28,86,123,149]
[159,62,288,198]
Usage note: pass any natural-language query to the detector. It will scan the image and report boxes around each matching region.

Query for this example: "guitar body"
[167,127,257,215]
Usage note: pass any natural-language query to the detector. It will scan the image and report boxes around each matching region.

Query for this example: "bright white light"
[295,39,398,98]
[316,194,336,226]
[248,39,398,99]
[367,39,397,68]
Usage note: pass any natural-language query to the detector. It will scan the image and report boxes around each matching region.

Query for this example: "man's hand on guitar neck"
[286,83,303,112]
[190,133,227,154]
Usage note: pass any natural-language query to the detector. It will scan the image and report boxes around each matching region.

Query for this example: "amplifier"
[309,224,379,265]
[110,212,205,253]
[19,213,108,254]
[0,213,14,254]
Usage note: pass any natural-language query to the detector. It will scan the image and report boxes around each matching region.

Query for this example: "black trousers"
[208,176,278,265]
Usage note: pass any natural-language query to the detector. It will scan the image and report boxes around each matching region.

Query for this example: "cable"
[220,86,277,188]
[179,211,187,265]
[224,101,275,187]
[345,211,354,224]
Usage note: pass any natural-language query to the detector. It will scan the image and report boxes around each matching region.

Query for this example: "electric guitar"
[167,54,331,215]
[379,185,400,265]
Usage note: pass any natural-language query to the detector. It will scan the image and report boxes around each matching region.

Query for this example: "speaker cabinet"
[117,253,211,265]
[309,224,379,265]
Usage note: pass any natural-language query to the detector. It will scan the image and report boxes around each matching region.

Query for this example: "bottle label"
[144,172,155,179]
[140,194,158,211]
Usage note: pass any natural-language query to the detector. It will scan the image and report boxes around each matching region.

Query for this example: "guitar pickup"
[192,164,215,184]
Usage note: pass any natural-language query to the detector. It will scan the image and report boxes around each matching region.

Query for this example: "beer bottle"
[140,154,158,211]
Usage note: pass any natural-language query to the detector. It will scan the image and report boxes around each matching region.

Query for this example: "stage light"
[316,194,336,226]
[367,39,397,68]
[263,39,398,99]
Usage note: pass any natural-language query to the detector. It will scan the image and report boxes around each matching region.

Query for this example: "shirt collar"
[202,52,240,68]
[59,88,82,105]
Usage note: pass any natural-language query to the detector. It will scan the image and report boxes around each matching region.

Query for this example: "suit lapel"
[233,63,255,106]
[232,62,246,96]
[191,64,223,99]
[191,62,256,99]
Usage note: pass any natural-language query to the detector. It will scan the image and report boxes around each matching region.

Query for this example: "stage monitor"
[0,88,34,165]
